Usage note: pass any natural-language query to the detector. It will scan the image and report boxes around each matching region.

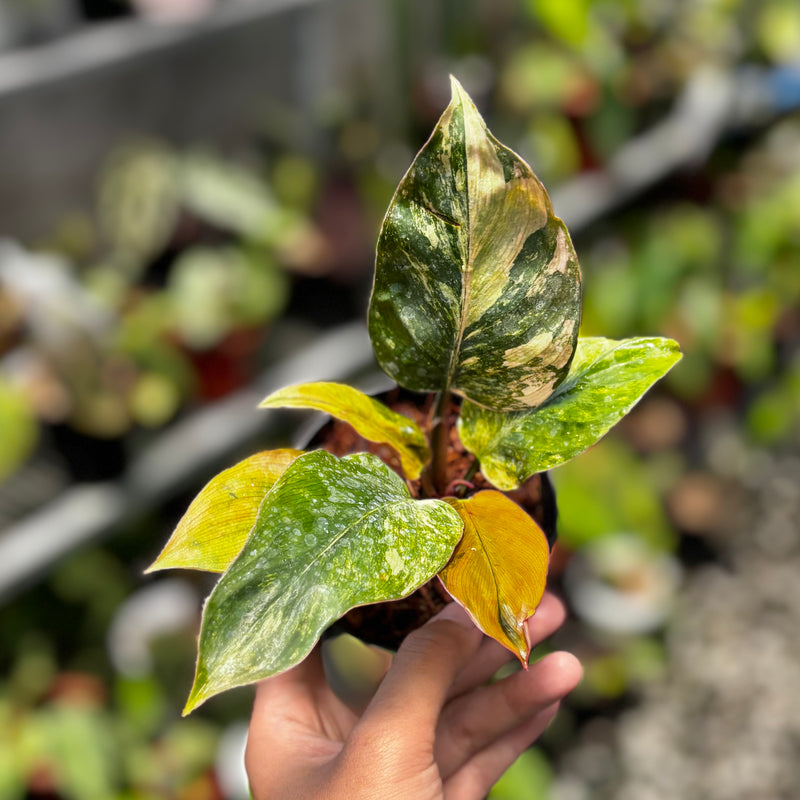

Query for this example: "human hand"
[245,591,581,800]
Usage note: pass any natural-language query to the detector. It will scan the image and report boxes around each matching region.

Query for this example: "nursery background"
[1,0,799,798]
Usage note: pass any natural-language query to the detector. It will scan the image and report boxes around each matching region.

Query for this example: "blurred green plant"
[0,379,37,482]
[0,141,329,478]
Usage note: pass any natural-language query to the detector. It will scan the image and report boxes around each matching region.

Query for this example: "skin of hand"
[245,591,582,800]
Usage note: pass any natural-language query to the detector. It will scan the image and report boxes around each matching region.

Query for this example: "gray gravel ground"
[554,419,800,800]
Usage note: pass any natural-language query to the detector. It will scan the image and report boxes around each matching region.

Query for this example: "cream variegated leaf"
[459,337,683,490]
[184,451,463,714]
[368,76,581,411]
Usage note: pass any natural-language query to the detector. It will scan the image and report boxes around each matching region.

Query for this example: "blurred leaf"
[527,0,591,47]
[180,150,277,239]
[553,438,676,552]
[0,380,37,484]
[98,140,179,268]
[488,747,552,800]
[757,0,800,63]
[36,705,118,800]
[185,451,463,713]
[460,337,682,490]
[179,150,319,263]
[260,382,430,479]
[129,371,183,429]
[167,246,289,350]
[500,42,590,113]
[369,77,581,411]
[147,449,302,574]
[271,154,319,210]
[746,362,800,444]
[441,491,550,664]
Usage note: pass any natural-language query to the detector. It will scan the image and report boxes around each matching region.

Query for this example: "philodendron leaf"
[369,76,581,411]
[459,337,683,490]
[184,450,463,714]
[146,449,302,573]
[259,382,430,479]
[440,491,550,664]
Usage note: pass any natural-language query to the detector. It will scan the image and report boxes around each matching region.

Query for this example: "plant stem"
[462,456,480,484]
[429,389,452,495]
[453,457,480,498]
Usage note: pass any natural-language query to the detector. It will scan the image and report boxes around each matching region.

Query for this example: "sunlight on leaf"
[0,380,37,484]
[440,491,550,664]
[369,76,581,411]
[146,449,302,573]
[184,451,463,714]
[259,382,429,478]
[460,337,682,490]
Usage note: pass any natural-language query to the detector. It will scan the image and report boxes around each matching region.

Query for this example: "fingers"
[353,603,484,752]
[448,591,567,697]
[436,650,582,781]
[443,703,561,800]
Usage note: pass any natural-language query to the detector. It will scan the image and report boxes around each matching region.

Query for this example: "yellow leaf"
[440,491,550,664]
[146,448,302,574]
[259,382,430,479]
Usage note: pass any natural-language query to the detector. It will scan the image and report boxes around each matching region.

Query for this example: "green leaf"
[259,382,430,479]
[184,450,463,713]
[368,76,581,411]
[459,337,682,490]
[146,449,302,573]
[0,380,37,484]
[440,491,550,664]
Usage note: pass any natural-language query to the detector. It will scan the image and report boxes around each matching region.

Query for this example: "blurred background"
[1,0,799,798]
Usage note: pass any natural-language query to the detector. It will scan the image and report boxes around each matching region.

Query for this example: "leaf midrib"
[443,95,473,396]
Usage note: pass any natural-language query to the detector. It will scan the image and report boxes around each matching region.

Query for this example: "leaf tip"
[183,675,210,716]
[143,552,169,575]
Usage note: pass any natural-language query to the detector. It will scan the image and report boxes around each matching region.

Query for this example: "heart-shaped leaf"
[459,337,683,490]
[259,382,430,479]
[146,449,302,573]
[440,491,550,664]
[184,450,463,713]
[368,76,581,411]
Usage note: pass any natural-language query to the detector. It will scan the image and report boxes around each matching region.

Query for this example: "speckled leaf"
[259,382,429,479]
[440,491,550,664]
[146,449,302,574]
[459,337,683,490]
[184,450,463,713]
[368,76,581,411]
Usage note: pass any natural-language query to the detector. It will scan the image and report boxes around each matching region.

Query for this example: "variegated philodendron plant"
[148,77,682,714]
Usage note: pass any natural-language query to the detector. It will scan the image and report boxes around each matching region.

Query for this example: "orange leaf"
[440,490,550,664]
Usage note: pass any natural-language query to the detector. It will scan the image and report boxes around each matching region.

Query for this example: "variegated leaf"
[440,491,550,664]
[184,450,463,714]
[259,382,429,479]
[368,76,581,411]
[146,449,302,573]
[459,337,683,490]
